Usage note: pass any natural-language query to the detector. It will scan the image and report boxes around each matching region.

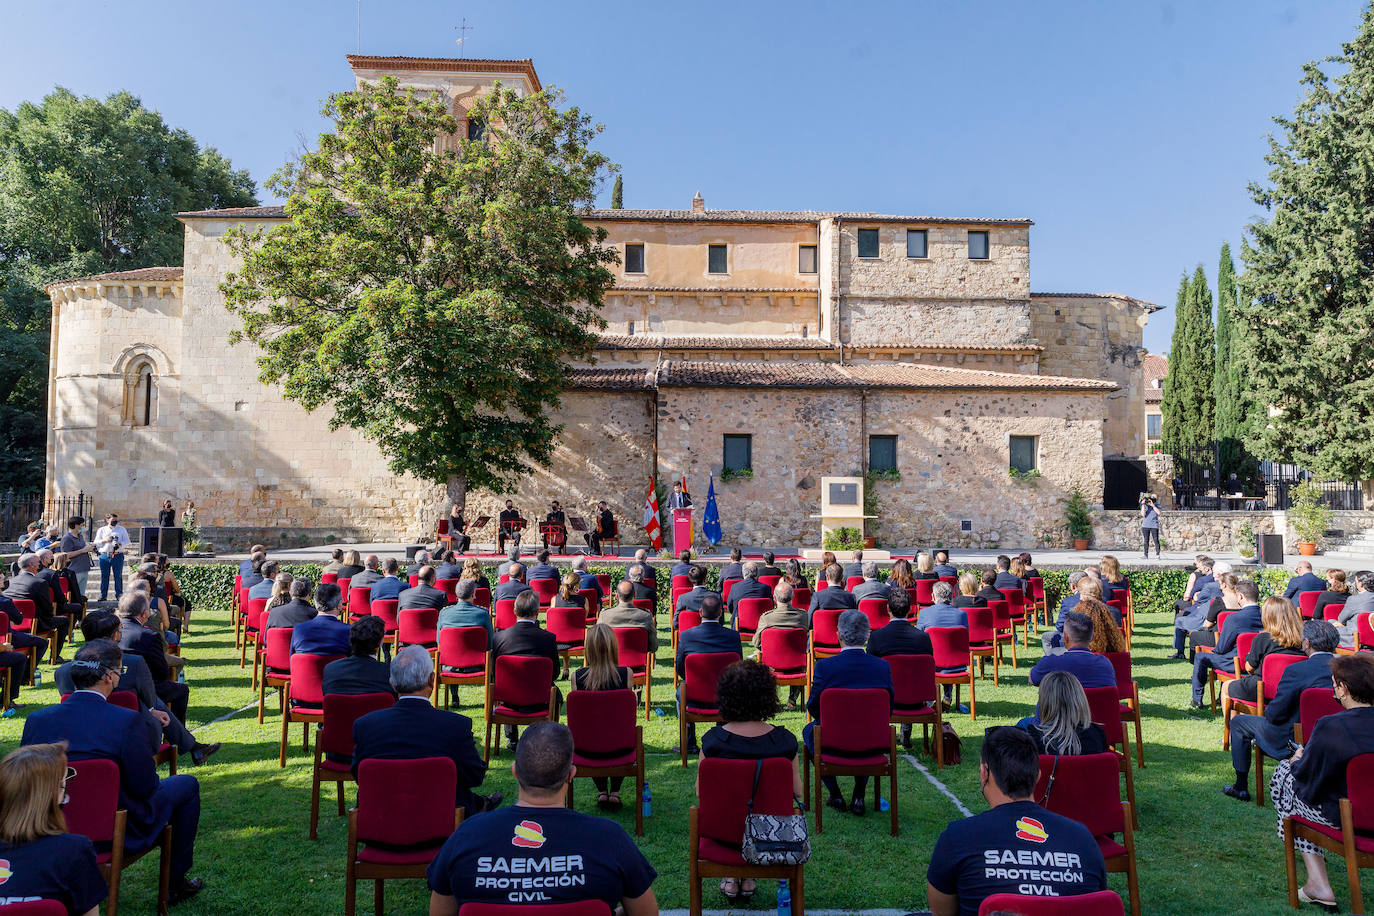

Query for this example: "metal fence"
[0,491,91,541]
[1167,444,1364,511]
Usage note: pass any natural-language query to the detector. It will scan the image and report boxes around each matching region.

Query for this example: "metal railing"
[0,491,91,541]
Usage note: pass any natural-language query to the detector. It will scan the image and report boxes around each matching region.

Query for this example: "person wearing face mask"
[58,516,95,602]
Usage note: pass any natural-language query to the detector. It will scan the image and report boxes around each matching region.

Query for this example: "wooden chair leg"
[374,878,384,916]
[1284,816,1300,909]
[279,711,290,768]
[1255,745,1267,808]
[345,812,358,916]
[309,761,322,840]
[791,867,804,916]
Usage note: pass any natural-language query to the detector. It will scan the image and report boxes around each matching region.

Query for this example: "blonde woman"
[0,742,106,915]
[572,624,631,807]
[953,572,986,608]
[1028,671,1108,756]
[1100,555,1130,592]
[336,550,365,580]
[266,571,294,610]
[914,553,939,580]
[458,557,491,591]
[1223,596,1305,722]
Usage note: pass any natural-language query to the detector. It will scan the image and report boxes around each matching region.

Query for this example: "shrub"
[822,527,866,551]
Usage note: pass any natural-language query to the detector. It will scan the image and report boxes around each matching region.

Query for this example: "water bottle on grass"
[641,780,651,818]
[776,879,790,916]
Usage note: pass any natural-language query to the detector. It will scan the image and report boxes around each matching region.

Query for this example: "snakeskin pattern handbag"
[740,759,811,865]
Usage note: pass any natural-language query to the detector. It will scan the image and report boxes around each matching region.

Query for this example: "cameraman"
[1140,494,1161,559]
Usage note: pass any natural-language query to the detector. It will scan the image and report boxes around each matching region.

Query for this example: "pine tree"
[1241,6,1374,481]
[1214,242,1253,481]
[1160,268,1216,455]
[610,174,623,209]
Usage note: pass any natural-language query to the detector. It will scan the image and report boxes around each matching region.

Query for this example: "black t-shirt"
[427,805,656,909]
[701,724,798,761]
[0,833,107,914]
[927,801,1106,916]
[1027,723,1108,757]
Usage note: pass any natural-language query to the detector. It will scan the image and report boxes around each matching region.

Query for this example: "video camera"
[1139,492,1158,505]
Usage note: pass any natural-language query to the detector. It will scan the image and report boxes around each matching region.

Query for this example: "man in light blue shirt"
[915,582,968,631]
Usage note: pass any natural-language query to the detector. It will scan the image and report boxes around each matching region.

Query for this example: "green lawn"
[0,594,1359,914]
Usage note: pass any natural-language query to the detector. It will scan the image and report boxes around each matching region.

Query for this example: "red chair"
[370,599,400,649]
[565,689,644,835]
[233,573,243,619]
[347,585,372,621]
[484,655,558,761]
[595,573,612,597]
[280,652,344,767]
[459,904,611,916]
[234,588,251,648]
[321,573,338,585]
[547,605,588,672]
[407,574,419,588]
[1297,589,1321,619]
[759,574,781,589]
[471,586,492,610]
[913,579,936,607]
[0,614,33,687]
[735,597,771,638]
[814,577,830,591]
[804,687,899,835]
[398,607,439,651]
[938,575,959,589]
[1195,610,1235,656]
[1300,687,1345,743]
[1083,686,1138,829]
[671,610,703,657]
[9,597,57,666]
[494,598,518,630]
[928,626,976,718]
[612,627,656,721]
[678,651,738,766]
[1284,753,1374,914]
[498,574,510,585]
[107,690,176,773]
[1209,631,1258,715]
[1104,651,1145,769]
[689,757,805,916]
[0,901,68,915]
[857,597,890,630]
[988,599,1018,668]
[239,597,269,672]
[998,588,1030,644]
[1106,598,1130,649]
[980,891,1125,915]
[887,653,943,768]
[64,757,171,916]
[845,575,865,591]
[1027,575,1048,626]
[576,588,600,622]
[671,574,692,590]
[720,578,742,604]
[437,578,460,603]
[811,608,843,661]
[437,626,489,709]
[258,626,293,724]
[531,578,559,607]
[758,627,811,696]
[311,692,395,839]
[339,578,352,605]
[346,756,462,916]
[791,586,812,611]
[1224,651,1307,791]
[965,605,1002,685]
[1325,602,1348,622]
[631,597,655,615]
[1033,753,1141,916]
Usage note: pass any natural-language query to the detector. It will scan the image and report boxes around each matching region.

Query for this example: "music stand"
[568,516,588,533]
[466,515,490,551]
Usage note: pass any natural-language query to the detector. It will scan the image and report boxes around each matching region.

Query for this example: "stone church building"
[43,55,1158,550]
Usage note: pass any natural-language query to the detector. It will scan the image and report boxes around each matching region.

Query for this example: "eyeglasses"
[60,766,76,806]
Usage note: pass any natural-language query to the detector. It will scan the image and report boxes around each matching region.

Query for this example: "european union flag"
[702,473,722,546]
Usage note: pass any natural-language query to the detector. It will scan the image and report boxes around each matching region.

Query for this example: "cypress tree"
[611,175,623,209]
[1214,242,1252,481]
[1160,267,1216,455]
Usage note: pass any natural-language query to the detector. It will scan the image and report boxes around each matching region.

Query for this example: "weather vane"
[455,18,473,58]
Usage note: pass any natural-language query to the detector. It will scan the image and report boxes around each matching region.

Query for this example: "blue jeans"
[98,553,124,600]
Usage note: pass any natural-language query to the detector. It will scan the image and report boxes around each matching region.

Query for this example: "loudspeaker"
[1258,533,1284,565]
[159,527,184,559]
[139,526,160,556]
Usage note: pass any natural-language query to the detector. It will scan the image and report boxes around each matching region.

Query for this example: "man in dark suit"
[758,551,784,580]
[1191,579,1265,707]
[726,561,771,626]
[22,640,205,904]
[673,564,717,628]
[808,564,858,616]
[116,591,188,724]
[1224,619,1340,801]
[238,547,264,579]
[1284,561,1328,601]
[992,555,1021,592]
[667,481,693,510]
[352,555,384,589]
[404,549,431,581]
[34,548,80,623]
[489,591,560,747]
[368,558,407,602]
[933,550,958,580]
[626,564,656,603]
[852,560,891,603]
[587,500,615,554]
[670,550,696,582]
[266,578,317,630]
[497,500,525,554]
[843,550,865,582]
[494,563,532,602]
[0,586,48,669]
[247,559,281,601]
[975,570,1004,605]
[571,556,604,606]
[433,550,464,583]
[323,616,398,699]
[675,594,741,754]
[805,609,894,814]
[399,566,448,612]
[496,547,521,580]
[351,645,499,814]
[291,583,352,657]
[633,549,658,588]
[719,547,744,584]
[5,553,69,653]
[867,591,933,659]
[1042,572,1088,653]
[239,551,266,590]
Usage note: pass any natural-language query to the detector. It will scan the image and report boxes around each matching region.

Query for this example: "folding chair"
[928,626,976,719]
[437,625,488,710]
[280,652,344,767]
[0,901,68,915]
[310,691,394,839]
[484,654,558,761]
[1083,686,1138,829]
[65,757,171,916]
[577,588,601,621]
[1104,651,1145,769]
[804,687,898,835]
[1026,576,1048,627]
[1284,754,1374,914]
[565,688,644,835]
[678,651,738,767]
[887,653,943,768]
[612,626,655,720]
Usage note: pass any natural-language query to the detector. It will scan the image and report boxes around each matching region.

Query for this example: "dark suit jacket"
[976,585,1005,604]
[398,584,447,611]
[675,620,743,677]
[266,599,317,629]
[54,656,163,752]
[670,562,696,581]
[323,656,397,698]
[807,648,894,719]
[853,580,892,603]
[808,587,857,615]
[1214,604,1264,660]
[290,614,352,656]
[719,563,744,582]
[433,564,464,582]
[867,620,933,658]
[21,692,169,851]
[630,581,656,603]
[843,561,864,581]
[351,697,487,809]
[527,563,560,582]
[727,578,772,621]
[490,621,559,679]
[494,580,532,602]
[352,569,384,588]
[993,572,1023,592]
[119,617,170,683]
[369,577,406,602]
[952,594,987,609]
[934,564,959,579]
[36,568,64,604]
[759,565,784,580]
[4,570,56,627]
[673,586,718,626]
[1285,572,1327,600]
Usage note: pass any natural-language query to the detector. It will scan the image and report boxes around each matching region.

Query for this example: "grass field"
[0,584,1361,915]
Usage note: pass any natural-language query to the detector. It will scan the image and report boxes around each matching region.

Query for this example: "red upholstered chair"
[0,614,34,688]
[240,597,269,672]
[759,575,781,590]
[0,900,69,915]
[759,627,811,696]
[459,903,611,916]
[679,651,737,767]
[887,653,943,768]
[108,690,176,773]
[369,599,400,649]
[845,575,865,592]
[347,585,372,621]
[484,655,558,761]
[494,598,518,630]
[498,574,510,586]
[280,652,344,768]
[998,588,1031,644]
[595,573,612,597]
[1033,752,1141,916]
[1195,610,1235,656]
[258,626,294,724]
[322,573,338,585]
[913,578,936,607]
[577,588,600,622]
[407,574,419,589]
[671,586,691,614]
[1209,631,1258,715]
[612,627,655,720]
[346,756,462,916]
[1104,651,1145,769]
[437,578,460,603]
[339,578,352,605]
[565,689,644,835]
[1324,602,1348,622]
[1296,589,1321,618]
[1027,575,1048,626]
[1300,687,1344,744]
[672,574,692,590]
[689,757,805,916]
[672,610,703,659]
[233,573,243,615]
[398,607,439,651]
[791,586,812,611]
[1284,753,1374,914]
[814,577,829,592]
[857,597,891,630]
[631,597,655,615]
[531,578,559,607]
[437,626,489,710]
[547,605,588,672]
[965,605,1002,685]
[311,692,395,839]
[938,575,959,589]
[735,597,771,638]
[471,586,492,610]
[811,608,843,662]
[11,597,58,667]
[64,757,171,916]
[804,687,899,835]
[1106,598,1130,649]
[928,626,976,719]
[987,599,1018,668]
[1083,686,1138,829]
[1224,651,1306,787]
[979,891,1125,916]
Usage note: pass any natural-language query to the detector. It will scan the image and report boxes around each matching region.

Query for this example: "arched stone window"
[123,358,157,427]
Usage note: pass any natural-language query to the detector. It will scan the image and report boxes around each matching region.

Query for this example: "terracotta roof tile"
[1032,291,1162,312]
[567,368,654,391]
[590,209,1032,226]
[345,55,542,92]
[177,205,287,219]
[46,267,184,290]
[597,334,831,351]
[657,360,1115,391]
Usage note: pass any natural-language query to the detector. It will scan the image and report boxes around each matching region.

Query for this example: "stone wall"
[836,223,1030,302]
[599,289,819,338]
[842,298,1034,348]
[1089,509,1374,552]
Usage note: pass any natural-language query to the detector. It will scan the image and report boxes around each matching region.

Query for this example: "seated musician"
[589,500,615,554]
[497,500,525,554]
[542,501,567,551]
[447,504,470,554]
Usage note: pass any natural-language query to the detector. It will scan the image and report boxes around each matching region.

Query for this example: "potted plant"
[1236,521,1257,560]
[1290,480,1332,556]
[823,527,866,553]
[1064,487,1093,550]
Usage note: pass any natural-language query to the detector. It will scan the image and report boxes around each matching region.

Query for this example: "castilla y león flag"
[643,479,663,550]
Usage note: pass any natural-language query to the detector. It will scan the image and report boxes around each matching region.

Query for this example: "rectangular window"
[798,244,817,274]
[625,243,645,274]
[723,434,752,471]
[968,230,989,260]
[1009,435,1038,473]
[857,228,880,258]
[1147,414,1162,438]
[869,435,897,472]
[708,244,728,274]
[906,229,928,259]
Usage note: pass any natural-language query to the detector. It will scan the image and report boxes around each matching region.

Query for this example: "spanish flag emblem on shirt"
[512,820,546,848]
[1015,816,1049,844]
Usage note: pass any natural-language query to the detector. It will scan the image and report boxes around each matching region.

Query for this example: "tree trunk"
[446,474,467,508]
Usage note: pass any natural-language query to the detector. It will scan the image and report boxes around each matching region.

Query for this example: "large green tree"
[1161,267,1216,454]
[0,88,256,489]
[1241,5,1374,481]
[1213,242,1254,480]
[221,77,617,504]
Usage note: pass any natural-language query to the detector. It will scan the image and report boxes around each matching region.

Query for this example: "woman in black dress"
[335,549,365,581]
[1223,596,1304,723]
[1312,569,1352,620]
[572,624,632,807]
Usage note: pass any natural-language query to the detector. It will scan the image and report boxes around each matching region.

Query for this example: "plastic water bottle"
[641,780,651,818]
[776,879,790,916]
[878,795,889,812]
[34,669,41,688]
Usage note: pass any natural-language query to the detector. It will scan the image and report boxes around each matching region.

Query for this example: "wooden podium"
[672,507,693,556]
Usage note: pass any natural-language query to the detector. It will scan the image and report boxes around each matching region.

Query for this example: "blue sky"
[2,0,1365,354]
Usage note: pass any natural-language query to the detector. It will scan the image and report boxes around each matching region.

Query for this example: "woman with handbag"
[699,659,801,904]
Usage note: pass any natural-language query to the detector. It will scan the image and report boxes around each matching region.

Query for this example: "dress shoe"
[1222,783,1251,802]
[825,796,847,812]
[190,742,221,765]
[850,798,866,816]
[169,877,205,905]
[480,791,504,812]
[1166,652,1185,660]
[1298,887,1339,912]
